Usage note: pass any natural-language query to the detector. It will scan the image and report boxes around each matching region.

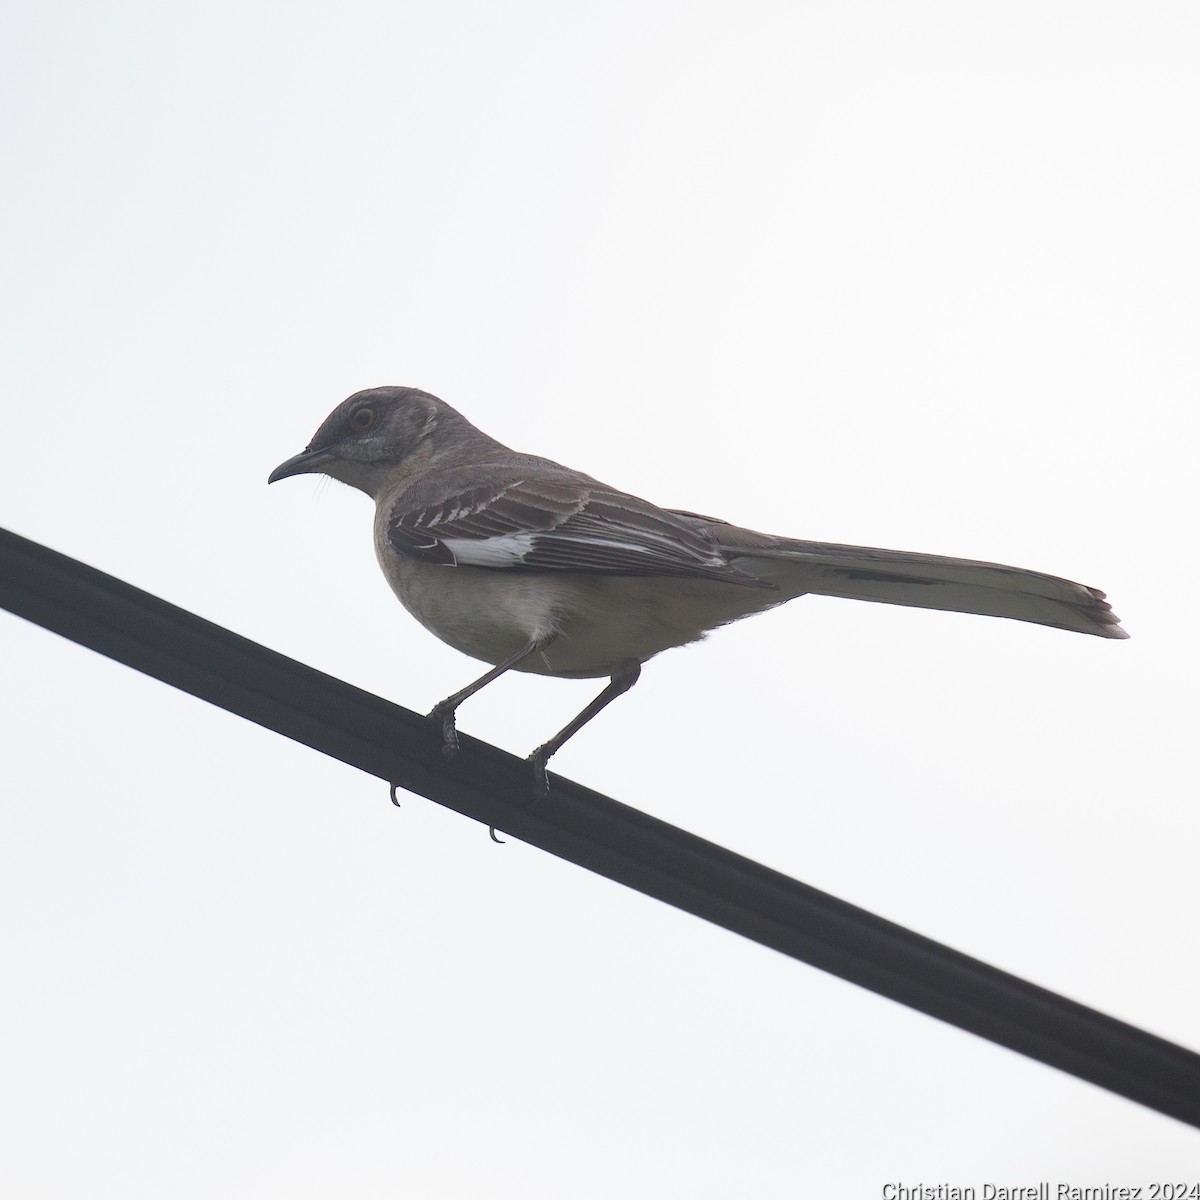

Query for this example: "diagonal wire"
[2,524,1198,1127]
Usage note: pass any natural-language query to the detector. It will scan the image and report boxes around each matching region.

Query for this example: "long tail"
[701,527,1127,639]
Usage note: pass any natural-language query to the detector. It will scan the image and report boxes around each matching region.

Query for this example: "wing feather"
[387,476,772,587]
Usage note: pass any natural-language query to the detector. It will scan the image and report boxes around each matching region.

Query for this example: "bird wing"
[387,473,773,587]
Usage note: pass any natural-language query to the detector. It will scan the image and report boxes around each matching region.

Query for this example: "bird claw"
[428,703,460,759]
[389,783,402,807]
[528,750,551,798]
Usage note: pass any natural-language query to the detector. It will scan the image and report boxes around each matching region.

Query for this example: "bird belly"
[383,557,575,669]
[376,540,786,679]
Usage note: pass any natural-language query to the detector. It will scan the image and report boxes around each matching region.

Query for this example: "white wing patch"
[443,531,540,567]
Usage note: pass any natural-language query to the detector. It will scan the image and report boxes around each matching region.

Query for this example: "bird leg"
[528,659,642,796]
[428,635,554,759]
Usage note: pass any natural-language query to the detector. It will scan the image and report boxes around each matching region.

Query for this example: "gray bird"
[269,386,1126,794]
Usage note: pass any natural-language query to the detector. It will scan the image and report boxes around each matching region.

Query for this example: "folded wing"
[387,476,773,587]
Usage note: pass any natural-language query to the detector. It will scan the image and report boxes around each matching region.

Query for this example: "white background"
[3,2,1198,1195]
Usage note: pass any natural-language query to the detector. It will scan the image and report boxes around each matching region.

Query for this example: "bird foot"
[427,702,460,759]
[527,748,552,798]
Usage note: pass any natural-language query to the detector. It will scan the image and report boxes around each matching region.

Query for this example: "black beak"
[268,447,336,484]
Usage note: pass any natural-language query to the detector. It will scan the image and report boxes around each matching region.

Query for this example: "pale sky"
[2,2,1199,1196]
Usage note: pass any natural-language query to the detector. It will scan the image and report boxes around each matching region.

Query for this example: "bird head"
[268,386,467,498]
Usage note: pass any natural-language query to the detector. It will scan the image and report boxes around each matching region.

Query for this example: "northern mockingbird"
[269,386,1126,794]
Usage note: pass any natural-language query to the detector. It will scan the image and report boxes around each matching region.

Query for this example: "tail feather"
[712,535,1127,640]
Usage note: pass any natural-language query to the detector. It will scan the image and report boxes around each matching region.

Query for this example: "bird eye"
[351,407,375,431]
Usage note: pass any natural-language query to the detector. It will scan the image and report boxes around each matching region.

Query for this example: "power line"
[3,524,1198,1127]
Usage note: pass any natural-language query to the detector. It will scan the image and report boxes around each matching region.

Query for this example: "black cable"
[2,524,1198,1126]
